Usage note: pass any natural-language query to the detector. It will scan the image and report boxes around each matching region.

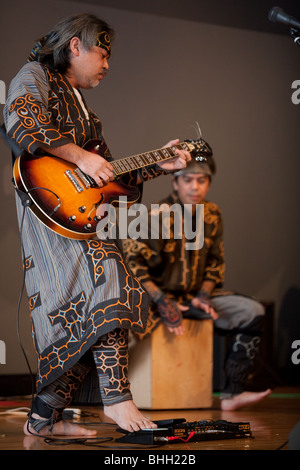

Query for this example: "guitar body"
[13,136,211,240]
[13,139,140,239]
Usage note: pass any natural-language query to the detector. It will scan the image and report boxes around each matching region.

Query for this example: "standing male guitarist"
[3,13,191,437]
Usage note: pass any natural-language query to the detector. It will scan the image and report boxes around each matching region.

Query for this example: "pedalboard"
[116,418,252,445]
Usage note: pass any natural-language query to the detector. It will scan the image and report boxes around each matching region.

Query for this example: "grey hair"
[37,13,114,73]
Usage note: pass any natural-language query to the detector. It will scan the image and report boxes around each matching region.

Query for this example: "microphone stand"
[290,28,300,48]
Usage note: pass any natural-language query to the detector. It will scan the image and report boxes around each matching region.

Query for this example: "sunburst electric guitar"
[13,138,212,240]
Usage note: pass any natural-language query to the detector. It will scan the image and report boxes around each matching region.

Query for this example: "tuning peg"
[195,155,207,162]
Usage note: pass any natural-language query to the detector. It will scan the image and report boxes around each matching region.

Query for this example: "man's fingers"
[178,304,189,311]
[168,325,185,336]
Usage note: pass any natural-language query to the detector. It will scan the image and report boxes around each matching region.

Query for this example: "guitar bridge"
[65,170,84,193]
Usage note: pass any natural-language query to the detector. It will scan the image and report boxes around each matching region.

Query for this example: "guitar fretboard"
[111,142,189,176]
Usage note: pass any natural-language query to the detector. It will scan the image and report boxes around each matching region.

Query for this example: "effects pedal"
[116,418,252,445]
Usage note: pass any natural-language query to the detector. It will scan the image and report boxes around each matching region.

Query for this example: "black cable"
[44,435,163,450]
[16,203,51,441]
[275,440,289,450]
[17,204,37,407]
[44,436,114,447]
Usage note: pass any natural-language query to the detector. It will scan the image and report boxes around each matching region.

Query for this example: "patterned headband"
[96,31,111,54]
[27,30,112,63]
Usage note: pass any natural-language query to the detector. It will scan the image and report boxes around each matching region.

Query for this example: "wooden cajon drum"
[128,318,213,409]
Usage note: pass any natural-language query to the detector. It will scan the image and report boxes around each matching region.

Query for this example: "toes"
[143,419,157,429]
[128,421,141,432]
[139,420,152,430]
[127,419,156,432]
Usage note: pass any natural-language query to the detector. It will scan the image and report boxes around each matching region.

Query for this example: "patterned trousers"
[31,328,132,420]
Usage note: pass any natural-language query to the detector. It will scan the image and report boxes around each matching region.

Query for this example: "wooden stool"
[128,318,213,409]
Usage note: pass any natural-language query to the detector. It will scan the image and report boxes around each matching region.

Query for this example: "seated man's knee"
[239,298,265,332]
[252,300,265,318]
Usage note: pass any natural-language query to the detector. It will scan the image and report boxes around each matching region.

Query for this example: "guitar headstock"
[183,139,213,162]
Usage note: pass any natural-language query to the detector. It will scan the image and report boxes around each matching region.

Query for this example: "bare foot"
[220,389,272,411]
[103,399,157,432]
[24,414,97,437]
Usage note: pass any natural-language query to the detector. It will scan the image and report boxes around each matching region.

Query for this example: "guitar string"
[110,142,187,177]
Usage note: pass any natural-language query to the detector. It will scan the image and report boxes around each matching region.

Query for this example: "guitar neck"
[111,142,188,176]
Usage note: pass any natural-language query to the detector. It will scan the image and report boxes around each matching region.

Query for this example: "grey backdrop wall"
[0,0,299,383]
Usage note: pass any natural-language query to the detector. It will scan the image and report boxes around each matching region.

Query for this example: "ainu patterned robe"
[123,192,230,336]
[4,61,163,400]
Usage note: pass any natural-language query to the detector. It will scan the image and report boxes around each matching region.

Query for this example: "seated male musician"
[123,147,271,410]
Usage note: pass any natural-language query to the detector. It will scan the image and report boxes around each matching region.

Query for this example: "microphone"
[268,7,300,30]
